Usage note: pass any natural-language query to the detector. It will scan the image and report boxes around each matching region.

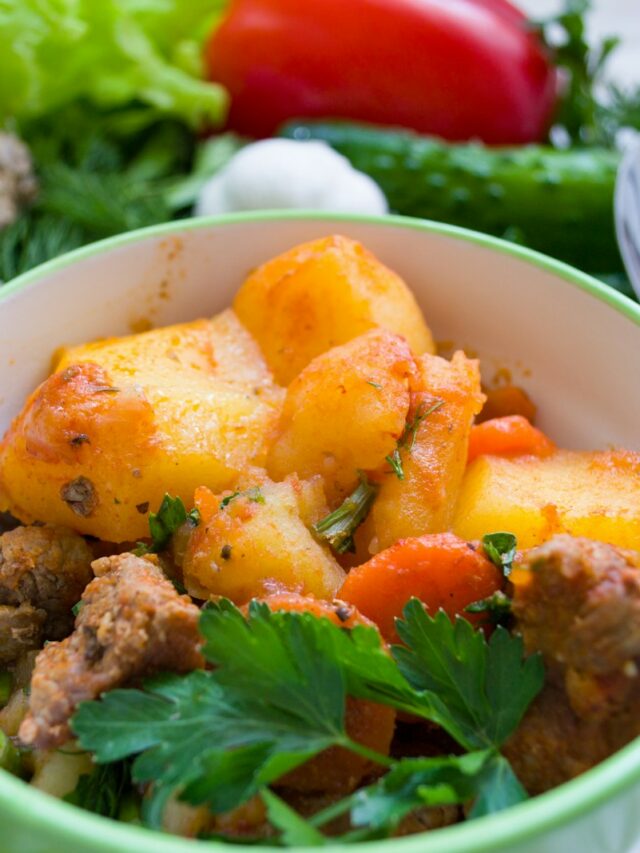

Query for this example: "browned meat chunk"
[19,553,204,749]
[504,535,640,794]
[0,603,46,665]
[0,524,93,640]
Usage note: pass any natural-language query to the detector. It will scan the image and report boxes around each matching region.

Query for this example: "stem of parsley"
[313,473,378,554]
[339,736,395,769]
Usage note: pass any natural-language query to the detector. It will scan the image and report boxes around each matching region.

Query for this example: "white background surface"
[519,0,640,84]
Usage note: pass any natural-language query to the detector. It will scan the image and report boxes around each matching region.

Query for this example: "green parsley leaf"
[71,600,83,617]
[71,599,541,834]
[465,591,512,627]
[349,751,493,833]
[467,753,528,819]
[64,761,131,819]
[262,789,327,847]
[313,473,378,554]
[135,493,200,555]
[385,400,444,480]
[482,532,517,577]
[393,600,544,750]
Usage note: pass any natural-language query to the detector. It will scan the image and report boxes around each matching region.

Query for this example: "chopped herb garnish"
[71,597,543,836]
[219,487,265,510]
[385,399,444,480]
[64,761,131,819]
[465,591,512,627]
[482,532,517,577]
[313,473,378,553]
[71,600,83,617]
[366,381,383,390]
[91,385,120,394]
[134,493,200,555]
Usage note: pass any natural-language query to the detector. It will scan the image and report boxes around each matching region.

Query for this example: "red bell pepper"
[206,0,557,144]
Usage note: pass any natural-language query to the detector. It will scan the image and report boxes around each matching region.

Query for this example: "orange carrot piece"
[478,385,537,423]
[339,532,502,642]
[468,415,555,464]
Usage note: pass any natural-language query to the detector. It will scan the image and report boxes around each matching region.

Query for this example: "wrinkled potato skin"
[267,330,414,502]
[0,311,283,542]
[183,473,345,603]
[454,450,640,550]
[360,351,484,554]
[234,235,435,385]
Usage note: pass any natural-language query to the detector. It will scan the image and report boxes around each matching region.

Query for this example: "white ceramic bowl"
[0,212,639,853]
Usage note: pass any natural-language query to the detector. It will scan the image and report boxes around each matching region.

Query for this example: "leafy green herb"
[347,751,494,833]
[313,473,378,553]
[64,761,131,819]
[467,753,528,819]
[71,600,83,618]
[71,598,542,835]
[220,487,266,510]
[465,591,512,627]
[385,400,444,480]
[393,601,544,750]
[262,790,327,847]
[134,493,200,555]
[366,381,383,390]
[534,0,640,146]
[482,532,517,577]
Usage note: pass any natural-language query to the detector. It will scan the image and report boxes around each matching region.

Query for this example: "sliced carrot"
[468,415,555,464]
[249,591,378,632]
[339,532,503,642]
[478,385,537,423]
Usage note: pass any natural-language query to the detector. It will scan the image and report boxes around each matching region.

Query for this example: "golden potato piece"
[360,351,484,554]
[453,450,640,550]
[0,311,283,542]
[183,473,345,603]
[233,235,435,384]
[267,330,414,503]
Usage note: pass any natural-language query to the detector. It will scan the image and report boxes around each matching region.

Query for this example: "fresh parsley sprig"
[71,598,543,838]
[482,532,517,577]
[134,493,200,555]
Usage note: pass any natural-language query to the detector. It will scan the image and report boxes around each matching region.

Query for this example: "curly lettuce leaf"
[0,0,228,128]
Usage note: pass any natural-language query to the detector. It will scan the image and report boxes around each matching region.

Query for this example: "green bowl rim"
[1,210,639,853]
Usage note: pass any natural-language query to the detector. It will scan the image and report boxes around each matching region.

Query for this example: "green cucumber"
[280,121,622,274]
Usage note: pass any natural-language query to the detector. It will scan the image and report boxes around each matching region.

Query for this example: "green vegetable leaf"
[135,493,200,554]
[482,532,517,577]
[313,473,378,554]
[534,0,620,146]
[467,753,528,819]
[393,600,544,750]
[262,790,327,847]
[71,599,540,834]
[0,0,228,129]
[465,591,512,627]
[349,751,492,833]
[64,761,131,819]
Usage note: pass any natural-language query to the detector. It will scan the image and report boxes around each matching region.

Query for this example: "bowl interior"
[1,211,640,853]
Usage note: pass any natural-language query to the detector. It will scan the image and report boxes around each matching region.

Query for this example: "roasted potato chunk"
[267,330,414,502]
[453,450,640,550]
[0,311,283,542]
[360,351,484,554]
[182,473,345,602]
[234,235,435,384]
